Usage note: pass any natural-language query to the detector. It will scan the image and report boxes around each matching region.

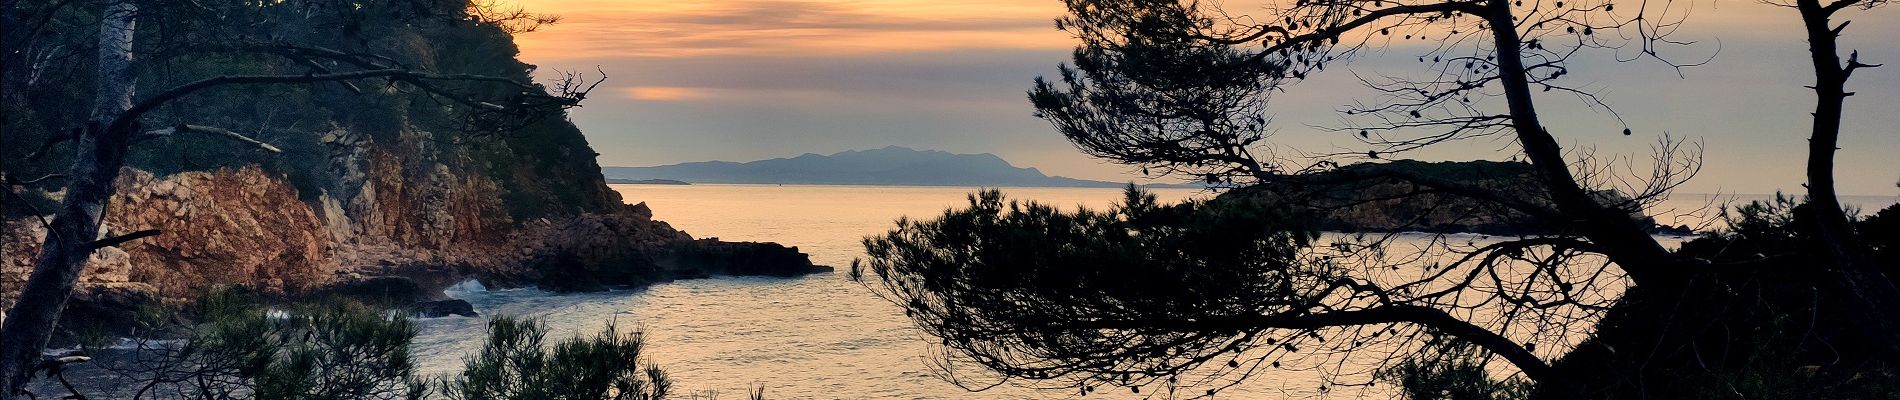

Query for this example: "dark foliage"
[40,289,689,400]
[1548,199,1900,399]
[1378,343,1531,400]
[89,288,424,399]
[862,0,1899,396]
[858,187,1357,394]
[2,1,619,393]
[862,185,1900,398]
[439,317,671,400]
[1027,0,1282,184]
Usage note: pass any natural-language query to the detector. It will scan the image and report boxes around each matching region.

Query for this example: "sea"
[408,184,1898,399]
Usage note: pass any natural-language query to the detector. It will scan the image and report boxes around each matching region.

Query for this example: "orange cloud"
[624,87,711,101]
[623,86,873,103]
[502,0,1071,60]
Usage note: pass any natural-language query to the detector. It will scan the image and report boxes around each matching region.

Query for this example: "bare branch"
[140,124,282,153]
[108,68,578,135]
[90,229,160,250]
[1071,305,1559,386]
[1242,1,1489,65]
[2,174,67,186]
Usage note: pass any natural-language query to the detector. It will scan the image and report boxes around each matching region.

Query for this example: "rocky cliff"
[4,133,822,332]
[0,7,822,335]
[3,168,329,308]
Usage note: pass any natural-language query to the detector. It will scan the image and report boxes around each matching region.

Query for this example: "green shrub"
[252,301,423,400]
[70,290,700,400]
[104,289,424,399]
[438,317,671,400]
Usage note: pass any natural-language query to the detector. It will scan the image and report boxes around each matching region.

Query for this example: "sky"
[504,0,1899,196]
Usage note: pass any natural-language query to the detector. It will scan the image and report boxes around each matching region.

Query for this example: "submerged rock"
[412,299,477,318]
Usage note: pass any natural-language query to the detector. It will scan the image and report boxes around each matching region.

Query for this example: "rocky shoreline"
[1,165,827,343]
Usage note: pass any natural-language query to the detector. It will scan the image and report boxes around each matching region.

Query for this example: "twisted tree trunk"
[0,1,139,396]
[1795,0,1900,355]
[1480,0,1679,285]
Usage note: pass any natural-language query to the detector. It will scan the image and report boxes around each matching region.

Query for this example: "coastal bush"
[437,317,671,400]
[91,289,423,399]
[47,290,692,400]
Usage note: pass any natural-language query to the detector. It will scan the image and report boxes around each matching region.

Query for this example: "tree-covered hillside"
[2,0,619,220]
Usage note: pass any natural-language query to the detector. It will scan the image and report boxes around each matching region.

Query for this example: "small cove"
[410,184,1894,399]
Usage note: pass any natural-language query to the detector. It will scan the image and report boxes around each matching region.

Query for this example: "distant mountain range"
[603,146,1189,188]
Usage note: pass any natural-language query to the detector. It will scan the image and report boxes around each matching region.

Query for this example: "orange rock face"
[106,167,335,299]
[2,161,695,309]
[1,127,803,315]
[1,167,334,307]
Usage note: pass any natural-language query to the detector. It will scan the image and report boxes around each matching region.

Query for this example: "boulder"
[628,202,653,220]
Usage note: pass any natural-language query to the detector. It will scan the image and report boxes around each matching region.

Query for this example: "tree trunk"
[1795,0,1900,355]
[1480,0,1678,285]
[0,1,139,397]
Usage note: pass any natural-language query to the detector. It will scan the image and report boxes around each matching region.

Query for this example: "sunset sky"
[506,0,1899,195]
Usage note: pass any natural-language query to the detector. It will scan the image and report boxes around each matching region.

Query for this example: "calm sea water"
[412,184,1236,400]
[409,185,1897,399]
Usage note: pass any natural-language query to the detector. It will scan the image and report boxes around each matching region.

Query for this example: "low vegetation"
[30,289,707,400]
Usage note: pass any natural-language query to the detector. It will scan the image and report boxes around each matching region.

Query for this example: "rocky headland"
[1217,160,1694,235]
[4,161,823,339]
[4,162,823,341]
[0,6,835,341]
[603,146,1201,188]
[4,64,823,344]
